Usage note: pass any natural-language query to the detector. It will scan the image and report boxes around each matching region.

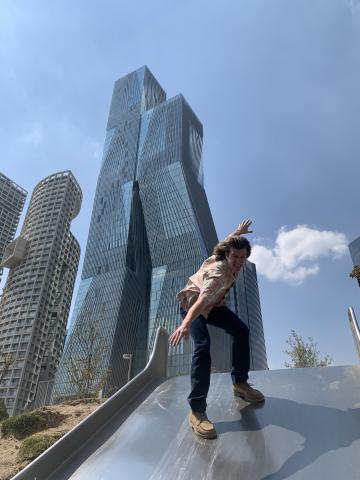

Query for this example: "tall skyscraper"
[349,237,360,268]
[53,66,267,401]
[0,173,27,284]
[211,261,268,373]
[235,261,268,370]
[0,171,82,415]
[349,237,360,288]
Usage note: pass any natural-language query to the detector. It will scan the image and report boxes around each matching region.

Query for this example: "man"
[169,219,264,439]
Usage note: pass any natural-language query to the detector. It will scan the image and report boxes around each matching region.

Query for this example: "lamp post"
[122,353,133,383]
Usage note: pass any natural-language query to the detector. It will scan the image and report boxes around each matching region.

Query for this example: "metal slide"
[348,306,360,360]
[13,332,360,479]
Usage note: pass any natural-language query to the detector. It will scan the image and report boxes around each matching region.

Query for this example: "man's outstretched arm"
[225,219,253,239]
[169,295,209,346]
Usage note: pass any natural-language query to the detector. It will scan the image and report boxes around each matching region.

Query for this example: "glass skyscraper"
[235,261,268,370]
[0,172,27,285]
[349,237,360,268]
[349,237,360,288]
[53,66,267,400]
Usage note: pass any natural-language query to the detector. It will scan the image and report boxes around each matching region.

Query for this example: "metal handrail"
[348,307,360,361]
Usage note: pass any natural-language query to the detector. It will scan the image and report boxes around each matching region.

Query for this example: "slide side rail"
[12,326,169,480]
[348,307,360,361]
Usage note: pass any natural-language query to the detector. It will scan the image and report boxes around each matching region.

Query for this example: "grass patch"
[17,435,54,462]
[1,407,66,440]
[0,398,8,422]
[1,411,47,439]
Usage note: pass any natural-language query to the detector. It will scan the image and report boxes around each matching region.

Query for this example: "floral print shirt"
[176,255,237,318]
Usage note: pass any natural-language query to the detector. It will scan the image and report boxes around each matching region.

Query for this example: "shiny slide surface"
[14,363,360,479]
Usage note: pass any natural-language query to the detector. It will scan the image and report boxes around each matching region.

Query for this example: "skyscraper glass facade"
[349,237,360,288]
[349,237,360,268]
[53,66,268,400]
[0,173,27,284]
[235,261,268,370]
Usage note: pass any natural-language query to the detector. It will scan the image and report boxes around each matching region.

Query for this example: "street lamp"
[122,353,133,383]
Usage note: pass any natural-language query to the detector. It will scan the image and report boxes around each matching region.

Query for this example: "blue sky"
[1,0,360,369]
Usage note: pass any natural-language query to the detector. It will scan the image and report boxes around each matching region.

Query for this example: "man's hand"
[169,323,190,346]
[236,219,253,235]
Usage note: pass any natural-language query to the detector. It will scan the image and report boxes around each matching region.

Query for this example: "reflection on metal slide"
[348,306,360,360]
[12,329,360,479]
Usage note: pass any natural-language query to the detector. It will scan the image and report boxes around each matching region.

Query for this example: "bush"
[17,435,54,462]
[1,411,46,439]
[0,398,9,422]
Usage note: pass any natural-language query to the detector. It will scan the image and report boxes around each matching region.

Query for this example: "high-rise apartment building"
[0,171,82,415]
[0,173,27,284]
[53,66,267,401]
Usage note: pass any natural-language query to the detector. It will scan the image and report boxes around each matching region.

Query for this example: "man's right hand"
[169,323,190,346]
[169,296,207,346]
[236,219,253,235]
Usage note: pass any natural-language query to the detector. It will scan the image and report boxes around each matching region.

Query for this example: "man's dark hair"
[213,235,251,261]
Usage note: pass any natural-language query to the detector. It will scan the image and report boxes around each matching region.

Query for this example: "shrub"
[0,398,9,422]
[1,411,46,439]
[18,435,54,462]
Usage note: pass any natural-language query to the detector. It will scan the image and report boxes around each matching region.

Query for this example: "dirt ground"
[0,399,102,480]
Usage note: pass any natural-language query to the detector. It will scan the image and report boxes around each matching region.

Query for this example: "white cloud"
[251,225,348,285]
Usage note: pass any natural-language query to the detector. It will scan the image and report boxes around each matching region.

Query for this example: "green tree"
[64,319,111,400]
[0,352,15,385]
[350,266,360,281]
[0,352,15,419]
[0,398,8,422]
[284,330,332,368]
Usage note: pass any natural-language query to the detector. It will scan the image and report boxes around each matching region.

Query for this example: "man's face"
[226,247,248,273]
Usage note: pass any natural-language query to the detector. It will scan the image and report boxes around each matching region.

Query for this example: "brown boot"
[233,382,265,403]
[189,411,217,439]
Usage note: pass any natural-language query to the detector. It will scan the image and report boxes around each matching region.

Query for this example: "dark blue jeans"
[182,306,250,413]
